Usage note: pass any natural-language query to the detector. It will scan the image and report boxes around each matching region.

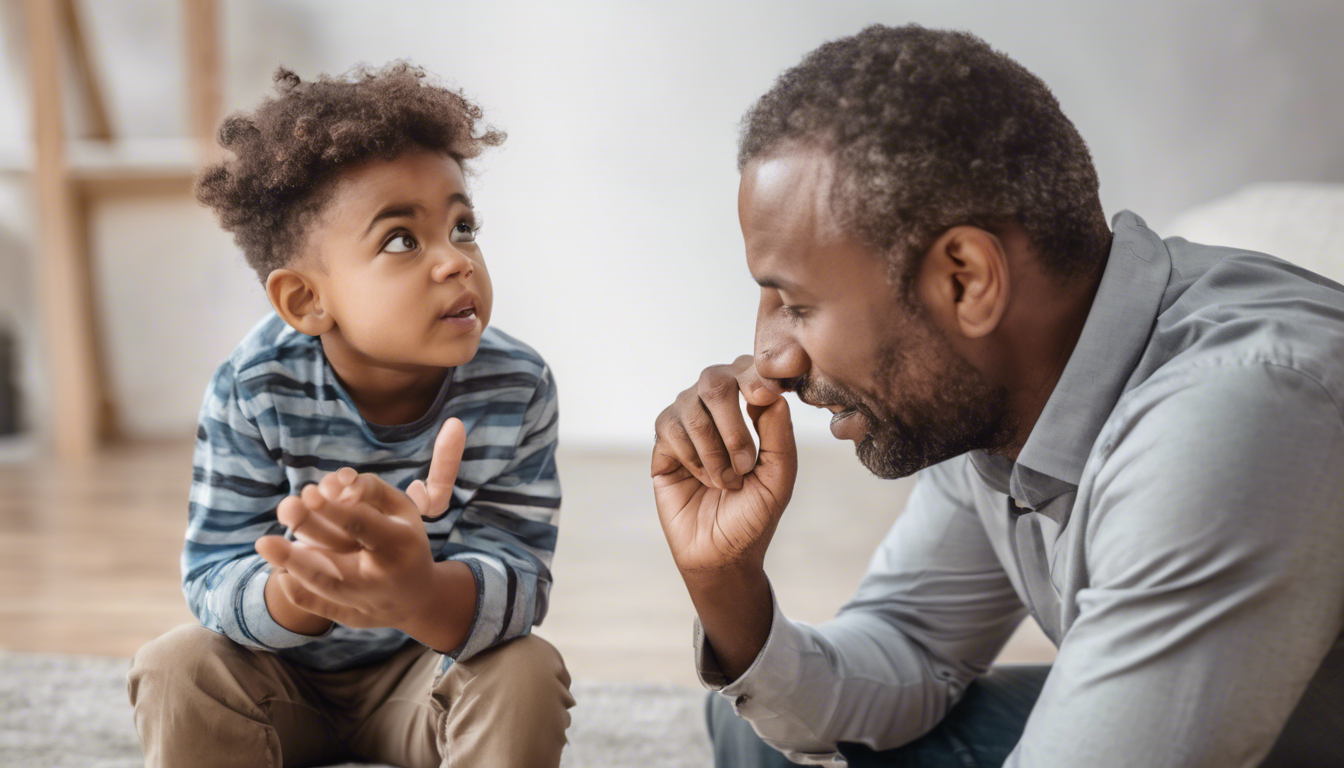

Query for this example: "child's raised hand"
[406,417,466,518]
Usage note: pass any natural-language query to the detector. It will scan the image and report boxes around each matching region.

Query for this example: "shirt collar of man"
[969,211,1174,520]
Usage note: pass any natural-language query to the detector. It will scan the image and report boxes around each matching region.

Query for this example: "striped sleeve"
[447,364,561,661]
[182,360,332,651]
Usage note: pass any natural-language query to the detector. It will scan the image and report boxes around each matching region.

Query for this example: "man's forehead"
[741,149,834,219]
[740,148,855,276]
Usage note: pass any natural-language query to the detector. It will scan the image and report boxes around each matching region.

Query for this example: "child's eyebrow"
[363,204,424,238]
[361,194,475,239]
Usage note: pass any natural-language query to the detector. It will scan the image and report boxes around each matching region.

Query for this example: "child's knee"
[128,624,245,706]
[445,634,572,699]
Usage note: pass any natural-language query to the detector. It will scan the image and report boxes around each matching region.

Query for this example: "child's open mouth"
[440,296,480,330]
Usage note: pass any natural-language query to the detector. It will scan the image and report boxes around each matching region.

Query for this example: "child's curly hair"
[196,62,505,282]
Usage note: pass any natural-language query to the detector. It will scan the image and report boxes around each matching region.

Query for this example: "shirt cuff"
[693,580,805,702]
[446,553,531,661]
[238,564,334,649]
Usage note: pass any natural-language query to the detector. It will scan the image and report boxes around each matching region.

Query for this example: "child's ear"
[266,268,334,337]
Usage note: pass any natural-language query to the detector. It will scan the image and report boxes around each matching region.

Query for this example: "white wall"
[2,0,1344,445]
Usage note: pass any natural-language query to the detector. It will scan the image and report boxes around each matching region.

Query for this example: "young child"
[127,63,573,768]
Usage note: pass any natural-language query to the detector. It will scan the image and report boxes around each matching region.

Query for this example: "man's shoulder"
[1140,241,1344,417]
[1100,357,1343,491]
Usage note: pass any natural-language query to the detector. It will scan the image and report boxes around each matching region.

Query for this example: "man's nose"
[753,324,808,394]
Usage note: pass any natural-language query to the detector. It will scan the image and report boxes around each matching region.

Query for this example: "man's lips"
[829,408,865,441]
[800,397,865,442]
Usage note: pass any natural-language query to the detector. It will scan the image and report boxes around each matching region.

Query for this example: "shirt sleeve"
[183,361,332,651]
[1005,363,1344,767]
[444,364,562,661]
[695,456,1028,765]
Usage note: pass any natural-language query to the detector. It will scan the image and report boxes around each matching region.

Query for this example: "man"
[652,24,1344,767]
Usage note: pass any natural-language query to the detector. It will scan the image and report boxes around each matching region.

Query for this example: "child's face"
[301,150,493,371]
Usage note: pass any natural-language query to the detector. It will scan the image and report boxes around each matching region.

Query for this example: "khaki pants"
[127,624,574,768]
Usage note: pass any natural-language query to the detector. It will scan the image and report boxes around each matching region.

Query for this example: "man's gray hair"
[739,24,1111,285]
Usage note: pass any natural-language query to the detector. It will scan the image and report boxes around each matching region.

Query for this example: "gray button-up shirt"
[696,212,1344,766]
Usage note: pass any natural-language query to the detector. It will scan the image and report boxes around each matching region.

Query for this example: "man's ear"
[266,268,334,337]
[916,226,1009,339]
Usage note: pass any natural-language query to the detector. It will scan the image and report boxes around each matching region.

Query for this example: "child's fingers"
[255,534,291,567]
[344,473,424,523]
[301,482,329,512]
[421,418,466,517]
[278,496,360,553]
[305,494,406,552]
[316,467,359,503]
[273,540,347,589]
[275,572,367,627]
[407,479,430,514]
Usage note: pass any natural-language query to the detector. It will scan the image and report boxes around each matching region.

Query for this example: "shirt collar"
[980,211,1173,515]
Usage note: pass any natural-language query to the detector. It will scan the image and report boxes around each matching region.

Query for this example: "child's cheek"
[475,268,494,329]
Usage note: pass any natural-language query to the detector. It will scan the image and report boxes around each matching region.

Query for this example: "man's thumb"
[747,397,795,459]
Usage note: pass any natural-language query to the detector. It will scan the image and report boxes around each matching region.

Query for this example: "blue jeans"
[705,665,1049,767]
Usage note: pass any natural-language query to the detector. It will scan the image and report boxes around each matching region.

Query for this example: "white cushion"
[1163,183,1344,284]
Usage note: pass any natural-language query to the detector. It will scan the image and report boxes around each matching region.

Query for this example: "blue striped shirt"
[184,313,561,670]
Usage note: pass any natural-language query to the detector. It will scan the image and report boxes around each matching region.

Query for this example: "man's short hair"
[738,24,1111,285]
[196,62,504,282]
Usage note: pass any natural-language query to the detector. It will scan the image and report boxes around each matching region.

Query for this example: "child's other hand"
[406,417,466,519]
[273,489,362,554]
[256,471,444,631]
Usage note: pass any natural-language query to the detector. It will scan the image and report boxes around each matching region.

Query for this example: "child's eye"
[450,219,478,243]
[383,234,418,254]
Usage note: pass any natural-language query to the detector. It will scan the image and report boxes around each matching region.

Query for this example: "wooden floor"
[0,439,1054,687]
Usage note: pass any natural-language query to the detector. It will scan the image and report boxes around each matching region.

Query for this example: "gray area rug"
[0,652,712,768]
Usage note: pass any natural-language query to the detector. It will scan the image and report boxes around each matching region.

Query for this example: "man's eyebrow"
[360,194,473,239]
[756,276,802,293]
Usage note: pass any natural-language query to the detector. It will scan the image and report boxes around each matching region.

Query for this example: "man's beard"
[797,322,1015,479]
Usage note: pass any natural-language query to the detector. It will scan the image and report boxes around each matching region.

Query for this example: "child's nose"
[430,245,474,282]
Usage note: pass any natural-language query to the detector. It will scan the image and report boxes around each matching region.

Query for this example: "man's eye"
[450,220,477,243]
[781,305,807,321]
[384,234,418,253]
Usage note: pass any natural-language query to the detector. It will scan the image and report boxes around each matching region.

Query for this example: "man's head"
[197,63,502,370]
[739,24,1110,290]
[740,25,1110,477]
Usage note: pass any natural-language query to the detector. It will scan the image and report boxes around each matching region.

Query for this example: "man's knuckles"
[696,367,739,402]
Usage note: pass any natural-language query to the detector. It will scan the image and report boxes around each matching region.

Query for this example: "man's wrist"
[683,563,774,682]
[679,557,766,591]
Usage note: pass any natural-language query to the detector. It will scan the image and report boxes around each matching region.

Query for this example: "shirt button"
[733,694,751,714]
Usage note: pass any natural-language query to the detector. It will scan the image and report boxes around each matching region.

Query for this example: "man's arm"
[1006,363,1344,767]
[651,356,797,680]
[695,459,1027,763]
[653,358,1026,763]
